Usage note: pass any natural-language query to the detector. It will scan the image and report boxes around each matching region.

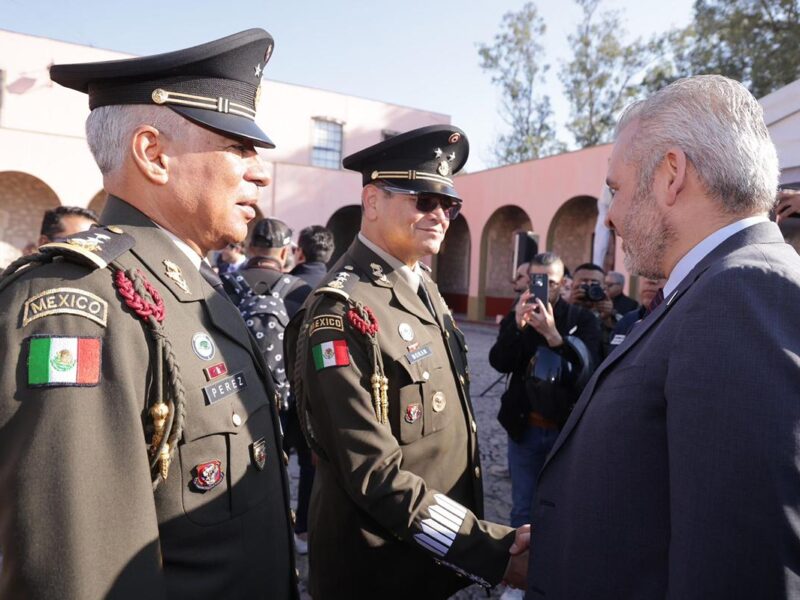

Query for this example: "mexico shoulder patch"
[312,340,350,370]
[27,336,101,387]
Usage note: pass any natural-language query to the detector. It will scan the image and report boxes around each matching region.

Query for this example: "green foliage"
[645,0,800,98]
[478,2,565,165]
[560,0,664,148]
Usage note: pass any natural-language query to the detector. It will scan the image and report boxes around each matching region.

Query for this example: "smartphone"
[528,273,549,306]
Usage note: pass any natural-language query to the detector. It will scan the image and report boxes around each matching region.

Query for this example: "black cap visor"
[373,178,462,202]
[171,105,274,149]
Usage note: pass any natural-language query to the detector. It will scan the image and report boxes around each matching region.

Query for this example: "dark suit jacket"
[527,222,800,599]
[612,292,639,315]
[290,260,328,290]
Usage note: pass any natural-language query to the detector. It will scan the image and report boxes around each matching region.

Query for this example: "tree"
[663,0,800,99]
[478,3,564,165]
[560,0,664,148]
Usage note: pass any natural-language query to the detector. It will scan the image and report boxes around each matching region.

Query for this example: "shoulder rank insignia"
[39,226,136,270]
[315,269,359,301]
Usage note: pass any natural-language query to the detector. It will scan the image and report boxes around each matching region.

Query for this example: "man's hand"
[515,291,535,329]
[527,299,562,347]
[776,189,800,224]
[595,297,615,322]
[503,524,531,589]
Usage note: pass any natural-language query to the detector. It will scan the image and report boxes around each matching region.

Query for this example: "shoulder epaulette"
[39,225,135,270]
[314,266,360,302]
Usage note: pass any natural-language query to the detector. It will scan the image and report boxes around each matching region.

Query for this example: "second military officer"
[287,125,529,598]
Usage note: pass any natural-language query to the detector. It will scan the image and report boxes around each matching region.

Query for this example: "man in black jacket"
[489,253,601,533]
[290,225,334,291]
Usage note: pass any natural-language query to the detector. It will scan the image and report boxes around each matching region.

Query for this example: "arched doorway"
[434,216,471,314]
[325,205,361,267]
[479,205,532,319]
[0,171,60,252]
[546,195,600,274]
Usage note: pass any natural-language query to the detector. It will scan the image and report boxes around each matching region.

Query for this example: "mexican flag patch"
[27,336,101,387]
[312,340,350,370]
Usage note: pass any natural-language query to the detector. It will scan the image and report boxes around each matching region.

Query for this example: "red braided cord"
[347,306,378,336]
[115,269,166,323]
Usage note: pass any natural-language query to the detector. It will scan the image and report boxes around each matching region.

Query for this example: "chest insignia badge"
[398,322,415,342]
[431,391,447,413]
[192,332,216,361]
[405,403,422,424]
[192,460,224,491]
[251,438,267,470]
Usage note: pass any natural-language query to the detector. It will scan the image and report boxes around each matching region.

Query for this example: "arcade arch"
[479,205,532,319]
[547,195,601,273]
[434,215,471,314]
[0,171,60,251]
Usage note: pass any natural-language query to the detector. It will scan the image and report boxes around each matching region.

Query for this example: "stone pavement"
[287,320,520,599]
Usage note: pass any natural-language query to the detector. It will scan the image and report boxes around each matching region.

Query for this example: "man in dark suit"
[290,224,334,290]
[604,270,638,315]
[527,74,800,599]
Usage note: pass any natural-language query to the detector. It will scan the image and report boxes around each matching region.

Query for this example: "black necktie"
[200,262,227,298]
[646,287,664,315]
[417,279,436,317]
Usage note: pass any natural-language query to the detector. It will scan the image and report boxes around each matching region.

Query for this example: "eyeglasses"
[377,183,462,220]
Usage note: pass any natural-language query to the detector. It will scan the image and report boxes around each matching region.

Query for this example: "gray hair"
[616,75,779,215]
[607,271,625,285]
[85,105,188,175]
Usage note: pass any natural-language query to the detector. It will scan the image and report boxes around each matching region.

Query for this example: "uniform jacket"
[489,299,602,438]
[527,222,800,599]
[0,196,298,600]
[287,239,514,599]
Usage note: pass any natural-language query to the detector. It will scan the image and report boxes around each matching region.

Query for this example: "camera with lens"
[580,282,607,302]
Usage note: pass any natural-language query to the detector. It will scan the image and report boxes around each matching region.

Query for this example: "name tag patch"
[309,314,344,335]
[610,334,626,346]
[405,345,433,365]
[23,288,108,328]
[203,371,247,405]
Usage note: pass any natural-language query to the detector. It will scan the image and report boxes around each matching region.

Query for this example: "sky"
[3,0,695,171]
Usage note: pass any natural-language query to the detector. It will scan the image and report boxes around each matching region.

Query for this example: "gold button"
[232,413,242,426]
[290,510,296,527]
[283,451,289,466]
[107,225,123,234]
[432,392,446,413]
[445,330,450,338]
[465,344,469,352]
[422,371,430,381]
[474,466,481,478]
[459,374,465,385]
[471,420,477,433]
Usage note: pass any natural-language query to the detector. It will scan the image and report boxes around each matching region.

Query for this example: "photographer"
[569,262,619,356]
[489,253,601,535]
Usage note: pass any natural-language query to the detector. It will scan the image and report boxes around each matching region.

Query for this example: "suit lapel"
[100,196,256,353]
[542,221,786,471]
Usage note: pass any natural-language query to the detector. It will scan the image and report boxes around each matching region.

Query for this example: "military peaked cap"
[50,29,276,148]
[343,125,469,200]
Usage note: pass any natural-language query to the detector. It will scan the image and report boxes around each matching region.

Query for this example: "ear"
[131,125,169,185]
[662,147,687,207]
[279,246,290,262]
[362,185,381,222]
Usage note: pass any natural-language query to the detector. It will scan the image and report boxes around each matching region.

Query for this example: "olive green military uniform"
[288,238,514,598]
[0,196,298,599]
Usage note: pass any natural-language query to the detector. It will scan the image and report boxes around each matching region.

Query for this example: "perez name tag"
[203,371,247,405]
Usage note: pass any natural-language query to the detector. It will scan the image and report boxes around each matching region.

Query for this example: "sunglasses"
[378,183,462,220]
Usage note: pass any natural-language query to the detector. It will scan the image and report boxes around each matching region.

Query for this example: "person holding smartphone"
[489,253,602,600]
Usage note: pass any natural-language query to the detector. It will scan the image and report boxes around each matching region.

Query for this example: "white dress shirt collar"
[663,215,768,296]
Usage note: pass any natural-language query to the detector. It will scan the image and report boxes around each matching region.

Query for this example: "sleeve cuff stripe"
[421,517,457,540]
[434,493,468,518]
[430,506,463,532]
[421,522,456,547]
[414,533,446,556]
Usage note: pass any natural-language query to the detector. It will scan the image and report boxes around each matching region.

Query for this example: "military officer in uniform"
[286,126,529,598]
[0,30,298,599]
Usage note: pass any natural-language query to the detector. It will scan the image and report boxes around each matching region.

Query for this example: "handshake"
[503,524,531,590]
